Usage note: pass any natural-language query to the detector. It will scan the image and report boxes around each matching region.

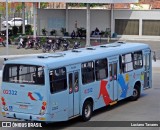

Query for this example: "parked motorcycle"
[52,38,62,52]
[73,41,81,49]
[61,39,69,51]
[17,36,27,49]
[0,37,5,47]
[34,37,41,50]
[25,37,34,49]
[42,37,54,53]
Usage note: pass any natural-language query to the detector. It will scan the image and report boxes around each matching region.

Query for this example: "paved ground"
[0,39,159,70]
[0,39,159,130]
[0,39,160,56]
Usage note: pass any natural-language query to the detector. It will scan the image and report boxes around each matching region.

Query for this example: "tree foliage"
[68,3,105,7]
[40,2,49,8]
[0,3,5,13]
[15,4,22,12]
[0,3,22,15]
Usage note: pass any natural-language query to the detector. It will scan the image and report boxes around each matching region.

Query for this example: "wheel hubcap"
[85,105,91,118]
[133,89,138,97]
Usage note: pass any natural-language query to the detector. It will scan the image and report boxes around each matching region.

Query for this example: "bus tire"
[130,84,140,101]
[82,100,93,121]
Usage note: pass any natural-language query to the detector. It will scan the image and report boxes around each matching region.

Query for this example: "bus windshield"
[3,64,45,85]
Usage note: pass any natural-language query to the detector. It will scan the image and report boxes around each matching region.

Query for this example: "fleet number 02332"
[3,90,17,95]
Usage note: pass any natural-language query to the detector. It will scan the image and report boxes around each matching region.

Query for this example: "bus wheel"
[82,100,93,121]
[130,85,140,101]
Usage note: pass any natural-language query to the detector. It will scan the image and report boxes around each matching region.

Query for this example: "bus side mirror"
[153,51,156,62]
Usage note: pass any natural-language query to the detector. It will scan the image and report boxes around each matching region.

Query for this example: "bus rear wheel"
[82,100,93,121]
[130,85,140,101]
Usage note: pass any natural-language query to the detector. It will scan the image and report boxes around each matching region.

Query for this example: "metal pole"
[22,2,25,34]
[38,2,40,8]
[86,3,90,47]
[0,14,1,31]
[6,0,9,55]
[110,4,114,40]
[33,2,37,38]
[65,3,69,33]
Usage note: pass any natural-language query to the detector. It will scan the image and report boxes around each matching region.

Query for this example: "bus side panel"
[80,82,98,112]
[48,91,69,121]
[117,69,144,101]
[80,79,111,113]
[134,68,145,94]
[47,68,68,122]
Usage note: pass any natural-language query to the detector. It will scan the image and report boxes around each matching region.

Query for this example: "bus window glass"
[133,51,143,69]
[81,61,95,84]
[74,72,79,92]
[122,53,133,72]
[3,64,44,85]
[69,73,73,94]
[119,55,123,73]
[95,58,108,80]
[50,67,67,94]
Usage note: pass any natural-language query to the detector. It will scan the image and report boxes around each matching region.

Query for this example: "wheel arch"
[134,80,141,94]
[129,80,142,101]
[80,97,94,115]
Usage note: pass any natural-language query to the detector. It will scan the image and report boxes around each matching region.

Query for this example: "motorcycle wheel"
[42,48,46,53]
[25,46,28,49]
[17,46,20,49]
[2,42,6,47]
[34,45,38,50]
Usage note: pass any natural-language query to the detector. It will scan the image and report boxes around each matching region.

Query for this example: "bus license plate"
[19,105,28,109]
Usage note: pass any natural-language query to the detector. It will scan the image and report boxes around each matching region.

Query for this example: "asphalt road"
[0,71,159,130]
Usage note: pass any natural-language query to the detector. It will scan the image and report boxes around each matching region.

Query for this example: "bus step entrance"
[109,101,117,106]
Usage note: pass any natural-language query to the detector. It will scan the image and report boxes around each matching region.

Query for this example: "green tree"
[0,3,5,14]
[68,3,105,7]
[16,4,22,12]
[40,2,49,9]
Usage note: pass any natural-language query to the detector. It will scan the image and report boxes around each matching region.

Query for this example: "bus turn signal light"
[1,97,5,102]
[42,101,47,106]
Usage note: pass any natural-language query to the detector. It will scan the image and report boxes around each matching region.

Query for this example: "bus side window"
[50,67,67,94]
[95,58,108,80]
[119,55,123,73]
[122,53,133,73]
[81,61,95,84]
[133,51,143,69]
[33,67,44,84]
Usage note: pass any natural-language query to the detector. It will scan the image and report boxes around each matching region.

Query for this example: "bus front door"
[109,62,118,101]
[144,53,151,89]
[68,71,80,118]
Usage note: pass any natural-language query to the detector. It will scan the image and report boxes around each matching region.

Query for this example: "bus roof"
[4,42,150,68]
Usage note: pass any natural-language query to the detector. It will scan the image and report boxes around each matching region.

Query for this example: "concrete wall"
[37,9,111,35]
[37,9,66,35]
[114,10,160,36]
[68,9,86,33]
[37,9,160,36]
[114,10,160,20]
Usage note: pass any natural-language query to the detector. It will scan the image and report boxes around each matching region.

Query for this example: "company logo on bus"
[28,92,43,101]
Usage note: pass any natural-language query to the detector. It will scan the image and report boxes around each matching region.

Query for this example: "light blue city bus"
[1,42,152,122]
